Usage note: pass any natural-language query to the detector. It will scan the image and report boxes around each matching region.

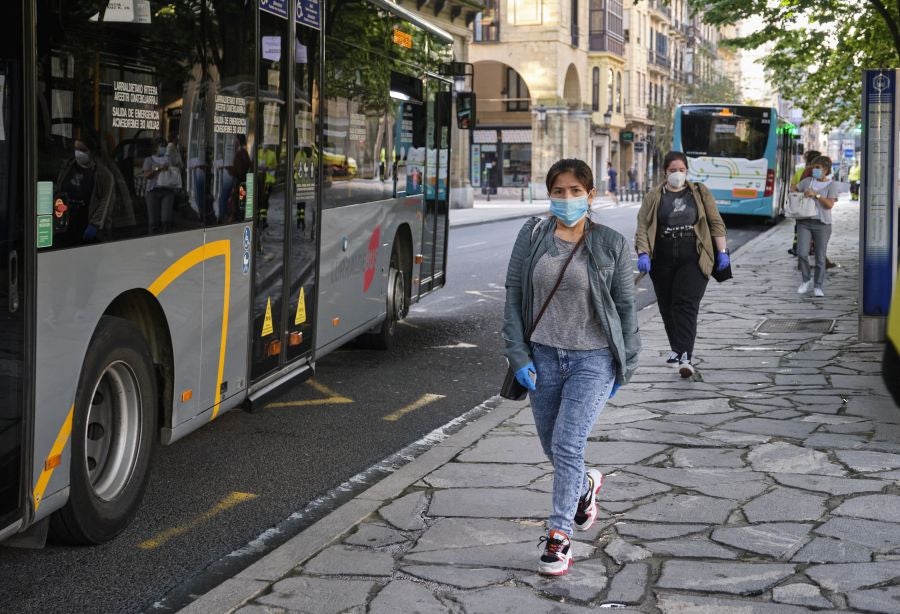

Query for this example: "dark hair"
[545,158,594,193]
[804,150,821,165]
[235,133,247,147]
[662,151,689,172]
[811,155,833,175]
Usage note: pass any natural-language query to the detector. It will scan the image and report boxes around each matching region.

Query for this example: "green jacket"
[635,180,727,278]
[502,216,641,386]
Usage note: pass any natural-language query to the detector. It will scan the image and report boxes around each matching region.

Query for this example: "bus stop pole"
[859,69,899,342]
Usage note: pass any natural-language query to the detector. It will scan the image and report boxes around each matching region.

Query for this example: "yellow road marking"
[33,404,75,511]
[266,379,353,408]
[382,393,445,422]
[138,491,257,550]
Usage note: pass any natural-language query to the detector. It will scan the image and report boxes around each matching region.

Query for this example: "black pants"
[650,235,708,358]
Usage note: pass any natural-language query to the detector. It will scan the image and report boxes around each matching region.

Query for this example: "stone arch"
[562,64,580,109]
[472,60,532,119]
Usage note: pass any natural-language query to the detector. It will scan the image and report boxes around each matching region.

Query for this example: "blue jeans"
[530,342,616,535]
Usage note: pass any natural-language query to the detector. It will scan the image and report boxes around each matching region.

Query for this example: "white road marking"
[457,241,487,249]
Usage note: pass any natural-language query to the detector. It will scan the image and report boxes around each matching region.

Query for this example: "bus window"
[35,0,256,247]
[681,111,769,160]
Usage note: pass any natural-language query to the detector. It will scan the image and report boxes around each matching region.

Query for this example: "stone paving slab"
[182,200,900,613]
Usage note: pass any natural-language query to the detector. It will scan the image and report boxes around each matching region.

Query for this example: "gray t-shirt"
[658,186,697,228]
[797,177,839,224]
[530,235,608,350]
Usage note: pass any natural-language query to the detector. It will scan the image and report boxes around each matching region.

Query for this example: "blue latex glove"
[715,251,730,271]
[515,362,537,391]
[83,224,98,241]
[637,253,651,273]
[609,382,621,398]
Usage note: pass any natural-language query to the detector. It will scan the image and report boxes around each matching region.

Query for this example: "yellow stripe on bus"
[147,239,231,420]
[33,404,74,512]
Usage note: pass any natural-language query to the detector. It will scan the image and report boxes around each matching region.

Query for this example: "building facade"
[466,0,741,197]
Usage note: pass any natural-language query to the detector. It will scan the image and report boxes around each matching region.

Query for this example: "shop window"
[502,144,531,187]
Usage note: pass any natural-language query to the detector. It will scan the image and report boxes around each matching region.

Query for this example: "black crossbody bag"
[500,228,587,400]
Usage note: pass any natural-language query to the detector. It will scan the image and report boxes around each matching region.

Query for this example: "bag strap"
[526,227,588,341]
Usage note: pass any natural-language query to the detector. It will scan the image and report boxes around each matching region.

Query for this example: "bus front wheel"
[50,316,157,544]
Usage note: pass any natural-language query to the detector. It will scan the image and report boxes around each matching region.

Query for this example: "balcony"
[647,50,671,72]
[589,32,624,56]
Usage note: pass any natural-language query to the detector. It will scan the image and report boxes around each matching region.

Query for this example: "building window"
[512,0,542,25]
[607,68,614,111]
[589,0,624,54]
[505,68,529,112]
[475,0,500,42]
[615,71,622,112]
[571,0,579,46]
[592,67,600,111]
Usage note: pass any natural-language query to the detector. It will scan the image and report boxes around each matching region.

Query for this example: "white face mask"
[667,171,687,189]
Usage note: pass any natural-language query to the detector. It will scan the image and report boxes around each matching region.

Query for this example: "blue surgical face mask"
[811,168,824,180]
[550,195,589,226]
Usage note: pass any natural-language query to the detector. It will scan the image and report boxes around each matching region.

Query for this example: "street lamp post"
[602,109,612,193]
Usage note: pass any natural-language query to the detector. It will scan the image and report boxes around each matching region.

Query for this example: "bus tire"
[50,316,157,544]
[362,252,405,350]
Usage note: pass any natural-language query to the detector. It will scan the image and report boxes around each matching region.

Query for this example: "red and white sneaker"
[573,468,604,531]
[538,529,573,576]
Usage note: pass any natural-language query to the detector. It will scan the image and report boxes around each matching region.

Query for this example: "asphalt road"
[0,210,771,613]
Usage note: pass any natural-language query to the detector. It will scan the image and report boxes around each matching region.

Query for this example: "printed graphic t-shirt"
[658,186,697,228]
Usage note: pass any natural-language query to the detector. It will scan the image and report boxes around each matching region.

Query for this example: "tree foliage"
[687,0,899,128]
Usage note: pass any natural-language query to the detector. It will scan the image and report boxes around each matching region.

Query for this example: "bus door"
[252,6,320,380]
[0,53,26,530]
[418,79,452,296]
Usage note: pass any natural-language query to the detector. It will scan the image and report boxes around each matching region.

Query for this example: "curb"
[178,397,526,613]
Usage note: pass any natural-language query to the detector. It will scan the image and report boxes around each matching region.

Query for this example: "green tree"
[688,0,899,128]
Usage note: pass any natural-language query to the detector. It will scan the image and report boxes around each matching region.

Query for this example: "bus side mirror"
[457,92,475,130]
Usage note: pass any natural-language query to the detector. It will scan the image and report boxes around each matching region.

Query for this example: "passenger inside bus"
[54,137,116,246]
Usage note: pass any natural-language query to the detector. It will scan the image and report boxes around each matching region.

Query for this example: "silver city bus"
[1,0,458,545]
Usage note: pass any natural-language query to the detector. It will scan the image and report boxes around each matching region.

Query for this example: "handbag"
[785,192,817,219]
[712,263,733,283]
[500,226,587,400]
[156,167,182,189]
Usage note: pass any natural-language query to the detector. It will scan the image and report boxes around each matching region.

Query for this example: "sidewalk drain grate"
[756,318,835,334]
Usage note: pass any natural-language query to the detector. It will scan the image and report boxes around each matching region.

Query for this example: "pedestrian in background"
[502,158,640,576]
[634,151,728,377]
[789,149,820,256]
[606,161,618,199]
[627,166,638,191]
[793,154,839,297]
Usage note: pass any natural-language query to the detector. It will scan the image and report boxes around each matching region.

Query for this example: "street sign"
[844,147,855,158]
[622,131,634,142]
[633,142,644,152]
[860,69,898,341]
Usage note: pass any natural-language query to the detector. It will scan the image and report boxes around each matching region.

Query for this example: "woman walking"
[634,151,728,377]
[502,158,640,576]
[793,155,838,297]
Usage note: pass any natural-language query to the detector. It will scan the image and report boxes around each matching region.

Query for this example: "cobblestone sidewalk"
[184,199,900,613]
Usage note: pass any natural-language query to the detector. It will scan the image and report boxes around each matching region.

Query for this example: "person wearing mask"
[143,137,181,233]
[793,155,839,297]
[55,138,115,246]
[502,158,640,576]
[789,150,820,256]
[635,151,728,377]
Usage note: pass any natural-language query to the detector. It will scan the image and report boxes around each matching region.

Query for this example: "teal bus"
[672,104,799,220]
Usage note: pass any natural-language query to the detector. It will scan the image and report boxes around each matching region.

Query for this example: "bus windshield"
[680,106,770,160]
